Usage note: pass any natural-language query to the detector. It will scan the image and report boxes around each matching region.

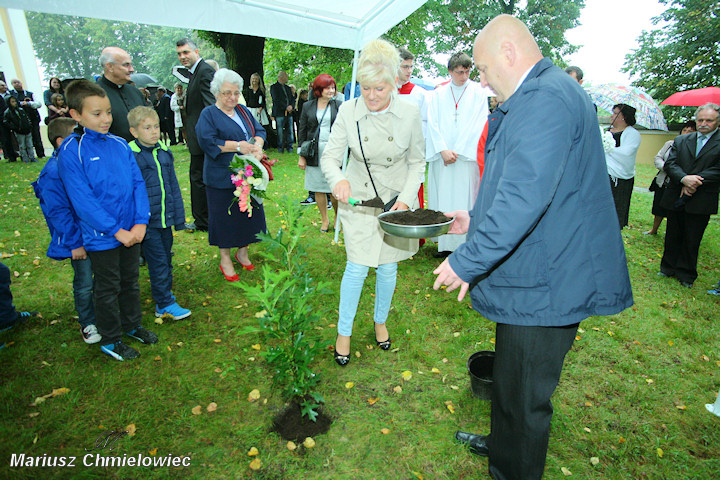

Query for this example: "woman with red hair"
[298,74,341,231]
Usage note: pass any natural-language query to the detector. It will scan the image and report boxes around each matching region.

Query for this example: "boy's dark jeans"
[0,262,18,328]
[87,244,142,345]
[142,227,175,309]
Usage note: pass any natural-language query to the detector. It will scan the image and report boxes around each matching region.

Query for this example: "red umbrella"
[661,87,720,106]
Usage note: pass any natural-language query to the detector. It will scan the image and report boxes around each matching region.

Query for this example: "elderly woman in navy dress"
[196,68,267,282]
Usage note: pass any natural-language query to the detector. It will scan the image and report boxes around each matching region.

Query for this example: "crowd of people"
[1,14,719,480]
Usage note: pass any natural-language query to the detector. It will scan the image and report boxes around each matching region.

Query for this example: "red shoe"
[234,250,255,271]
[220,264,239,282]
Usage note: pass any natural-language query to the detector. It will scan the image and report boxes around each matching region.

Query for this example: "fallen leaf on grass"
[584,401,593,407]
[431,367,440,374]
[154,356,162,361]
[676,405,687,410]
[367,397,379,405]
[401,371,413,381]
[450,385,459,390]
[590,457,600,466]
[583,427,592,433]
[28,412,39,418]
[490,338,496,344]
[248,389,261,402]
[149,448,158,455]
[33,434,38,444]
[412,472,424,480]
[380,428,390,435]
[646,379,654,384]
[251,344,261,350]
[249,458,262,470]
[618,436,626,444]
[303,437,315,448]
[701,355,710,362]
[14,230,20,237]
[445,401,455,414]
[657,448,663,458]
[214,367,222,373]
[154,317,164,325]
[191,405,202,415]
[206,402,217,412]
[125,424,136,436]
[32,258,40,266]
[254,310,267,318]
[355,351,361,358]
[247,447,259,456]
[393,386,402,394]
[668,340,674,346]
[213,338,222,343]
[561,467,572,476]
[453,332,460,337]
[345,382,355,389]
[287,441,297,451]
[13,271,19,277]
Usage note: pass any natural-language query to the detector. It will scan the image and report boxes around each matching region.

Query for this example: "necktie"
[696,134,707,157]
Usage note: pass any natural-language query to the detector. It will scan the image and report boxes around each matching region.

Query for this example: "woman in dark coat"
[196,69,267,282]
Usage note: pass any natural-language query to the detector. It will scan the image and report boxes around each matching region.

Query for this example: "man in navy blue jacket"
[433,15,633,480]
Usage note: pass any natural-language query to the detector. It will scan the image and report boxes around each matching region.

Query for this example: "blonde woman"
[321,39,425,366]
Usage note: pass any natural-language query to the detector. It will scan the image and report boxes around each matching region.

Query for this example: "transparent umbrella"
[584,84,668,131]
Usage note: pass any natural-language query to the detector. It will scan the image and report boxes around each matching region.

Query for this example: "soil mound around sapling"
[382,208,450,225]
[271,401,333,441]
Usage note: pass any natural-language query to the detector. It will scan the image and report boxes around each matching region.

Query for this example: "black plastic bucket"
[467,351,494,400]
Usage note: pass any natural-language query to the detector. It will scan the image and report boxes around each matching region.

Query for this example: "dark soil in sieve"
[382,208,450,225]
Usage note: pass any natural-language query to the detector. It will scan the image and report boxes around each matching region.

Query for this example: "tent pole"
[333,47,360,244]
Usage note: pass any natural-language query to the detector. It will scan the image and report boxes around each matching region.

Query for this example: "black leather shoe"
[455,431,489,457]
[657,271,672,278]
[679,280,693,288]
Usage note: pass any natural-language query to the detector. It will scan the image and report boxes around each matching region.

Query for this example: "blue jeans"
[0,262,17,327]
[71,257,95,328]
[337,261,397,337]
[142,227,175,308]
[275,116,292,151]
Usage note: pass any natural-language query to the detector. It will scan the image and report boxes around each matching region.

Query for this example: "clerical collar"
[189,58,203,75]
[513,65,535,95]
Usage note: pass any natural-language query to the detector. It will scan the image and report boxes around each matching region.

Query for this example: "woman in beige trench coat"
[321,38,425,366]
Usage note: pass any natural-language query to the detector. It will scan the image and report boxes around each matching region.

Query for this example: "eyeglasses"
[220,90,241,97]
[452,69,471,75]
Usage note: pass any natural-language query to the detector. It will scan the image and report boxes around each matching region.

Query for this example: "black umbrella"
[130,73,158,88]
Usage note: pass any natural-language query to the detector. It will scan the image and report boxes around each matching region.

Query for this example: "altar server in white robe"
[426,52,492,256]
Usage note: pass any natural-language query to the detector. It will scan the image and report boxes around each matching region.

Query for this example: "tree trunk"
[215,33,265,88]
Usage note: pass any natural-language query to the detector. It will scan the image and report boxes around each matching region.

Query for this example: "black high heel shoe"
[334,350,350,366]
[376,338,392,350]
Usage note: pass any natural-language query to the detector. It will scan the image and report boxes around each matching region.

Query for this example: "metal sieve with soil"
[378,209,454,238]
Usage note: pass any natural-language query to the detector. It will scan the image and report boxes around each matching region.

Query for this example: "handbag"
[300,103,329,167]
[356,121,398,212]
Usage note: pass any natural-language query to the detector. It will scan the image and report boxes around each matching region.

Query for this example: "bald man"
[433,15,632,480]
[96,47,145,141]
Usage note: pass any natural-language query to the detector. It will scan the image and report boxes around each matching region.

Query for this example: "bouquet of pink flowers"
[229,154,270,217]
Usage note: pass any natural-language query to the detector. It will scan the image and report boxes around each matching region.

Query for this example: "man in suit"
[97,47,146,142]
[177,38,215,232]
[432,15,633,480]
[10,79,44,158]
[659,103,720,288]
[0,81,17,162]
[270,71,294,153]
[154,87,176,145]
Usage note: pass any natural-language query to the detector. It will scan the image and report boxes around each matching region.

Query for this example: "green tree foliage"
[25,12,226,89]
[622,0,720,121]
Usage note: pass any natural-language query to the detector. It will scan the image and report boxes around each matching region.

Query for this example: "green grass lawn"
[0,146,719,479]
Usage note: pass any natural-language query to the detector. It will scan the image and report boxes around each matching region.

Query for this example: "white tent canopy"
[7,0,427,51]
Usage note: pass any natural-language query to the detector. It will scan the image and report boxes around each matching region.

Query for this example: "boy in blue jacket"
[127,106,190,320]
[33,117,101,344]
[58,79,157,361]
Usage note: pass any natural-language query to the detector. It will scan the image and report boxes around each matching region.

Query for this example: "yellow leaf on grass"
[355,351,361,358]
[149,448,158,455]
[367,397,379,405]
[345,382,355,389]
[590,457,600,466]
[248,389,261,402]
[287,441,297,451]
[380,428,390,434]
[154,317,164,325]
[446,403,455,414]
[646,379,654,384]
[32,258,40,266]
[561,466,572,476]
[490,338,496,344]
[676,405,687,410]
[251,344,261,350]
[431,367,440,374]
[247,447,259,456]
[584,401,593,407]
[50,388,70,397]
[249,458,262,470]
[618,436,626,444]
[583,427,592,433]
[701,355,710,362]
[254,310,267,318]
[393,386,403,394]
[125,424,136,437]
[14,230,20,237]
[206,402,217,412]
[401,371,413,381]
[657,448,663,458]
[213,338,222,343]
[191,405,202,415]
[412,472,424,480]
[303,437,316,448]
[668,340,674,346]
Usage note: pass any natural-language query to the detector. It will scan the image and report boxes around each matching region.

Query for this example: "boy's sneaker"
[124,327,158,344]
[300,196,316,206]
[100,341,140,361]
[0,311,38,333]
[81,325,102,344]
[708,288,720,296]
[155,302,191,320]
